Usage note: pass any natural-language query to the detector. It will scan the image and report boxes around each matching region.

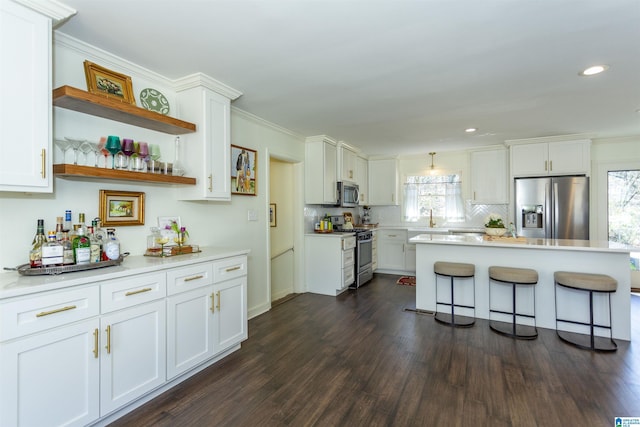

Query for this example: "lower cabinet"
[305,234,356,295]
[0,251,248,427]
[376,229,416,274]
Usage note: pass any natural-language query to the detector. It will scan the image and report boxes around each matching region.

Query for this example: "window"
[404,174,464,222]
[608,170,640,271]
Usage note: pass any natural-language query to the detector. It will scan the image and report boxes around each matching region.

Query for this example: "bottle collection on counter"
[29,211,120,268]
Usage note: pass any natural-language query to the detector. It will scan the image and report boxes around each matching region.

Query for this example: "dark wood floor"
[110,274,640,426]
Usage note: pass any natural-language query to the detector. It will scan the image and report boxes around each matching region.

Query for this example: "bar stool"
[488,266,538,339]
[554,271,618,352]
[434,261,475,327]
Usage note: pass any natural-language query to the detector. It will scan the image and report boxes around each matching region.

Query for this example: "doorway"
[269,157,296,302]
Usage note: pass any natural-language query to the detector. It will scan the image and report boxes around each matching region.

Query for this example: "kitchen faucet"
[429,209,436,228]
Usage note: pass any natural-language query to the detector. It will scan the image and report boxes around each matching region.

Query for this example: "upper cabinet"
[0,0,53,192]
[510,140,591,177]
[368,158,399,206]
[176,85,234,200]
[339,143,357,182]
[356,155,368,205]
[470,148,508,204]
[305,136,338,204]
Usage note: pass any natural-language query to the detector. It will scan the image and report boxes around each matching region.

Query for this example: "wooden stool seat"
[434,262,475,327]
[489,266,538,339]
[554,271,617,352]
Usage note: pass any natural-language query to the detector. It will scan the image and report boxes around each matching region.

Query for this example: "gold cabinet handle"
[544,160,548,171]
[93,328,99,358]
[210,293,215,313]
[225,266,241,272]
[105,325,111,354]
[216,291,221,310]
[184,275,204,282]
[36,305,76,317]
[549,160,553,171]
[125,287,152,296]
[41,148,46,179]
[208,174,213,192]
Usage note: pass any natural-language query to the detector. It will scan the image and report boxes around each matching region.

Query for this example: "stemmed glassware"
[104,136,122,169]
[149,144,161,173]
[137,142,149,171]
[64,137,84,165]
[79,140,93,166]
[88,141,102,167]
[54,139,71,164]
[97,137,109,168]
[155,236,169,257]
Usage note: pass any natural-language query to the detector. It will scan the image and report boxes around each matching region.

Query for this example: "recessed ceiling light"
[579,65,609,76]
[465,128,477,133]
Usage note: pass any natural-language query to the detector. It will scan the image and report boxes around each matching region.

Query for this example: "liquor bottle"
[64,210,72,232]
[42,232,63,266]
[29,219,47,268]
[60,232,75,265]
[87,224,101,263]
[77,213,88,236]
[72,224,91,265]
[103,228,120,260]
[92,218,108,246]
[55,216,64,241]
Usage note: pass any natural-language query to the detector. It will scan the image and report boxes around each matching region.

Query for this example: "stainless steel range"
[331,216,373,289]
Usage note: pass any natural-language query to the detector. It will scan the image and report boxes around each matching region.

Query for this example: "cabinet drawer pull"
[105,325,111,354]
[184,275,204,282]
[225,266,241,272]
[387,234,397,238]
[36,305,76,317]
[125,287,152,296]
[211,293,215,313]
[93,328,99,358]
[216,291,221,310]
[208,174,213,192]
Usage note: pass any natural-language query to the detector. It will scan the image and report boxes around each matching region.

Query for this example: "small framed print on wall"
[231,145,257,195]
[99,190,145,226]
[270,203,277,227]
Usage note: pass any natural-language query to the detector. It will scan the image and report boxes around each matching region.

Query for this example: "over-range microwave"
[337,181,359,207]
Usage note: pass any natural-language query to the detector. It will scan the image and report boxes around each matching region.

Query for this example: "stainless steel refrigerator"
[514,176,589,240]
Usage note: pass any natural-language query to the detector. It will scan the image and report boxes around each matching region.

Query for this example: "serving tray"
[13,254,127,276]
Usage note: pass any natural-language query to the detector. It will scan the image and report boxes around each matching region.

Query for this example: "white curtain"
[404,183,419,222]
[445,181,464,222]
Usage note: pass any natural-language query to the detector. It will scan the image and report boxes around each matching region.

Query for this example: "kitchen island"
[410,234,632,340]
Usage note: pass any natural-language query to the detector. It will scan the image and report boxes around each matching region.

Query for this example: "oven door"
[356,235,373,287]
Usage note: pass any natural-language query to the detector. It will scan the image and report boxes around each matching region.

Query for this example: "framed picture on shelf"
[231,145,257,196]
[83,60,136,105]
[99,190,145,226]
[270,203,277,227]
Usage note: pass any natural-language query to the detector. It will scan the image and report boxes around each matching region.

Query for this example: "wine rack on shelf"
[52,86,197,185]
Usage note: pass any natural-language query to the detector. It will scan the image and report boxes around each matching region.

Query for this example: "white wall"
[0,32,304,320]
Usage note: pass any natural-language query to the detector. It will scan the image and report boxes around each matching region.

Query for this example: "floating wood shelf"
[53,164,196,185]
[53,86,196,135]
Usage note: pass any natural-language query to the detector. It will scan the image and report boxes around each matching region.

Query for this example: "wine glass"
[104,136,121,169]
[136,142,149,171]
[54,139,71,164]
[64,137,84,165]
[97,137,109,168]
[155,236,169,257]
[79,140,93,166]
[88,140,101,167]
[149,144,161,173]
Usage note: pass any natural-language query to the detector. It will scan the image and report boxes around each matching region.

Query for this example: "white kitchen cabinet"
[213,276,247,353]
[305,234,356,295]
[376,229,407,271]
[470,148,508,204]
[305,135,338,204]
[371,230,378,271]
[405,241,416,272]
[0,0,52,192]
[356,155,368,205]
[176,85,232,200]
[510,140,591,177]
[368,158,399,205]
[339,143,358,182]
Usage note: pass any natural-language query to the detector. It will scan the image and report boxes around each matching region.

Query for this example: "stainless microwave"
[337,181,359,207]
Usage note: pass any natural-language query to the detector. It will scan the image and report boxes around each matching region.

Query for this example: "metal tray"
[12,254,127,276]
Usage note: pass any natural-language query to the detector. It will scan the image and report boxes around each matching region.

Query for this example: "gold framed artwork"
[231,144,257,195]
[270,203,277,227]
[83,60,136,104]
[99,190,145,226]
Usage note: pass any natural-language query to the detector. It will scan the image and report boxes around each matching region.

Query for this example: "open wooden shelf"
[53,164,196,185]
[53,86,196,135]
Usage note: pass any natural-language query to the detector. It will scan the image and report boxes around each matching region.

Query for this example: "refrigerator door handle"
[552,182,559,238]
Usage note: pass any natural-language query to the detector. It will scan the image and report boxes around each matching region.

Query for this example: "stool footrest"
[556,330,617,352]
[434,312,475,327]
[489,320,538,339]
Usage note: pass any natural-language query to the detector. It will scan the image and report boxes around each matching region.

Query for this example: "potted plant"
[484,213,507,236]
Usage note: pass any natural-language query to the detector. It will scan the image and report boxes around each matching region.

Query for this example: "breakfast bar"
[410,234,632,340]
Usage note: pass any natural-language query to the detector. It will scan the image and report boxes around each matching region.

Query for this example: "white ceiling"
[56,0,640,156]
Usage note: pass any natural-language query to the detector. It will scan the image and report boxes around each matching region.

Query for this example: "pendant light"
[428,152,437,175]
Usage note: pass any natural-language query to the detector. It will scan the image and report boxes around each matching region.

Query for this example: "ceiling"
[56,0,640,156]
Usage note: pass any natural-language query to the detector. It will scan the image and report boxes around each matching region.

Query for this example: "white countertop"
[410,233,634,253]
[0,247,250,300]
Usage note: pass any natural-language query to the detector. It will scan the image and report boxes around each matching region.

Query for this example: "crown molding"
[231,107,303,140]
[504,133,594,146]
[13,0,76,26]
[173,73,242,101]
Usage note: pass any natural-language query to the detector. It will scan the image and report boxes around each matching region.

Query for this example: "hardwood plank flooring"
[110,274,640,426]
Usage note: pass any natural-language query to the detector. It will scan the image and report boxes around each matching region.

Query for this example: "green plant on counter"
[484,213,505,228]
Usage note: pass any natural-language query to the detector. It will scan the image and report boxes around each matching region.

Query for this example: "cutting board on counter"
[483,236,527,243]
